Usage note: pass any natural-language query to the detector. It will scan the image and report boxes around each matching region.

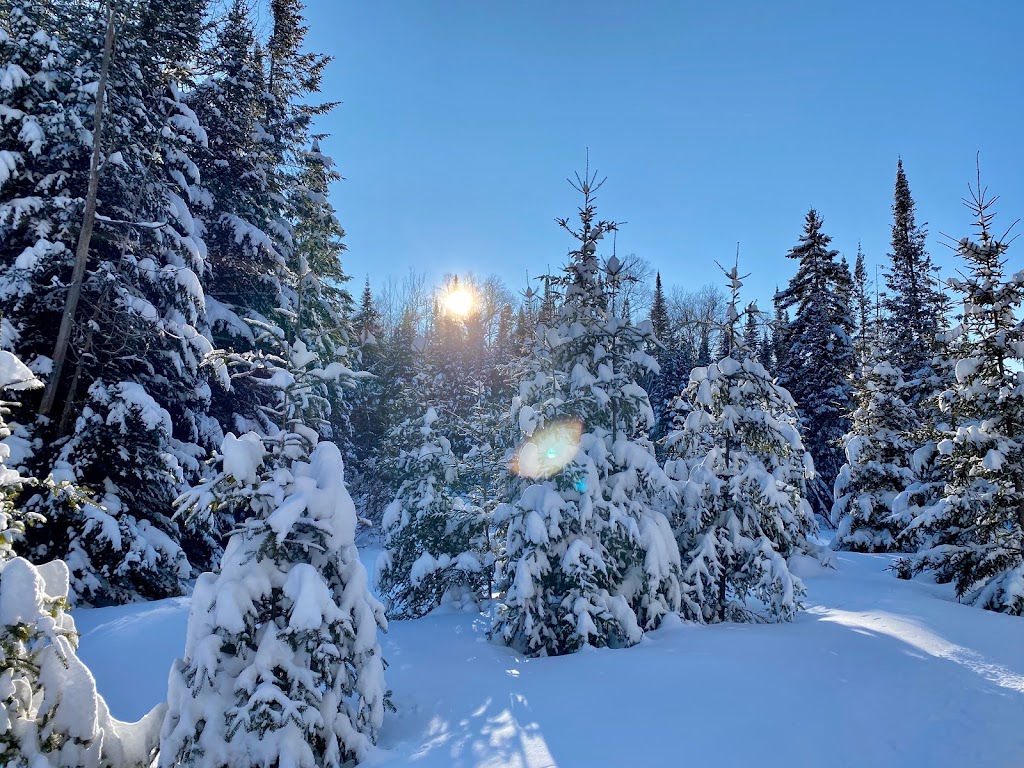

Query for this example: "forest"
[0,0,1022,766]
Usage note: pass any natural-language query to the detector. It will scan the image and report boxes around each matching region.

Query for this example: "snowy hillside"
[76,549,1024,768]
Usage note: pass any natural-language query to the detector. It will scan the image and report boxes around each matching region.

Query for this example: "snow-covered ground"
[75,549,1024,768]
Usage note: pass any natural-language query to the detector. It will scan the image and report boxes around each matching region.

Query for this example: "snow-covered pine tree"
[665,261,816,623]
[899,175,1024,615]
[770,295,789,377]
[161,324,388,767]
[646,272,693,445]
[375,407,489,618]
[831,361,917,552]
[494,165,681,657]
[742,308,759,357]
[775,209,856,518]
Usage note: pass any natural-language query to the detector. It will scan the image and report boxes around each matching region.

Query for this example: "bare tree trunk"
[39,2,116,419]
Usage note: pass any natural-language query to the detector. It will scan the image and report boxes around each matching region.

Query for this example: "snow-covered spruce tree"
[375,407,488,618]
[647,271,693,447]
[831,361,917,552]
[161,325,388,768]
[665,263,817,623]
[0,352,159,766]
[4,0,219,603]
[775,209,856,517]
[0,556,162,768]
[851,243,876,371]
[494,166,681,657]
[0,350,42,558]
[882,159,948,404]
[899,177,1024,615]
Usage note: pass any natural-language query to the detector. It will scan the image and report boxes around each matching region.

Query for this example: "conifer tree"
[8,0,218,603]
[647,272,691,443]
[775,210,856,517]
[0,557,159,768]
[758,329,775,374]
[851,243,875,369]
[832,362,917,551]
[883,159,946,404]
[665,262,816,623]
[375,408,489,618]
[495,165,681,657]
[900,177,1024,615]
[162,325,388,767]
[650,272,670,344]
[743,310,759,357]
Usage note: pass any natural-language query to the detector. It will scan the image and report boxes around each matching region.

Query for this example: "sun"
[443,287,474,317]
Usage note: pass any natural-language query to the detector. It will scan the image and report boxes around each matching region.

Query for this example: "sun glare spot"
[444,287,474,317]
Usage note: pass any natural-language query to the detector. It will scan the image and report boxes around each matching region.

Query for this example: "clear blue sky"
[303,0,1024,307]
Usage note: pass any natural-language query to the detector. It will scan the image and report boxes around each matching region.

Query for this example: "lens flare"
[510,419,583,479]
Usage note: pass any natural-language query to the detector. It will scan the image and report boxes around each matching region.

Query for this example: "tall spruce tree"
[900,177,1024,615]
[883,159,946,404]
[775,209,856,518]
[851,243,875,369]
[5,0,218,604]
[647,271,690,444]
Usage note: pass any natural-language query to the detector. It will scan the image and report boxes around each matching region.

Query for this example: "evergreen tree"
[770,295,790,377]
[647,272,691,444]
[0,350,41,558]
[775,209,856,517]
[851,243,875,369]
[375,408,489,618]
[162,326,388,767]
[9,0,217,603]
[900,178,1024,615]
[742,310,760,357]
[883,159,946,403]
[650,272,670,344]
[0,557,158,768]
[495,166,681,657]
[665,263,816,623]
[832,361,917,551]
[757,329,775,374]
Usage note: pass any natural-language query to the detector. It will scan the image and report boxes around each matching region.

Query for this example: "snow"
[0,349,40,390]
[221,431,266,484]
[74,547,1024,768]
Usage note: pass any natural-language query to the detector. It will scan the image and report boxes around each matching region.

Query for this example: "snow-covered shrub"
[665,266,817,623]
[376,408,489,618]
[832,361,917,552]
[0,557,157,767]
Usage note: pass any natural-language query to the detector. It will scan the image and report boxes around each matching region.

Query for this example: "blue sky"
[303,0,1024,307]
